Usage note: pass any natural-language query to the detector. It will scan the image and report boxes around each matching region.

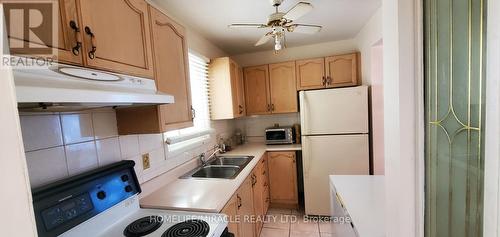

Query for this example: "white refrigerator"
[300,86,370,216]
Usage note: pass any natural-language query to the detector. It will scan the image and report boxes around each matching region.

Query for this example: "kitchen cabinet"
[116,5,192,134]
[296,53,360,90]
[268,61,297,113]
[209,57,246,120]
[221,194,241,237]
[5,0,83,65]
[237,176,256,237]
[325,53,360,87]
[295,58,325,90]
[252,154,270,235]
[268,151,298,208]
[150,6,192,131]
[78,0,154,78]
[243,63,297,115]
[244,65,271,115]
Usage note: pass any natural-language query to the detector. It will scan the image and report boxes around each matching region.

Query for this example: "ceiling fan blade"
[228,23,268,28]
[289,24,322,34]
[283,2,313,21]
[255,34,273,46]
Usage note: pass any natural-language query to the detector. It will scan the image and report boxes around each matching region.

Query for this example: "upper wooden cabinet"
[150,6,192,131]
[268,61,297,113]
[244,65,271,116]
[116,6,192,134]
[268,151,298,208]
[295,58,325,90]
[243,63,298,116]
[209,57,246,120]
[78,0,154,78]
[325,53,360,87]
[296,53,360,90]
[5,0,83,65]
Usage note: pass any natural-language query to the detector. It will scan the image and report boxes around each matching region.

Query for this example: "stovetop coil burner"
[123,216,163,237]
[162,219,210,237]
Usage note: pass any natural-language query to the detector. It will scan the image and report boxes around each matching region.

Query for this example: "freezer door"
[299,86,369,135]
[302,134,369,216]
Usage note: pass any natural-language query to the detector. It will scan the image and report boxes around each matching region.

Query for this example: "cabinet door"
[230,60,244,118]
[222,194,241,237]
[237,176,256,237]
[78,0,154,78]
[295,58,325,90]
[236,66,247,117]
[268,151,298,206]
[268,61,297,113]
[5,0,83,64]
[149,6,193,131]
[252,164,264,234]
[325,53,359,88]
[244,65,271,115]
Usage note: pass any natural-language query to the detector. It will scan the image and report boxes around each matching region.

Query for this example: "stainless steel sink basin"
[181,156,254,179]
[209,156,253,166]
[191,165,240,179]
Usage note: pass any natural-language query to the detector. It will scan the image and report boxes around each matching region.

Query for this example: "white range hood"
[13,63,174,111]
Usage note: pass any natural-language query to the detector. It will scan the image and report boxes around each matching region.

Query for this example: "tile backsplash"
[20,109,234,188]
[235,113,300,141]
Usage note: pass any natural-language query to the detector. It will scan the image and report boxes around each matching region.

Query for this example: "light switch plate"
[142,153,150,170]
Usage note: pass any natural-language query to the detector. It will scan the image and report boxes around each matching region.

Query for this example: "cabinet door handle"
[191,106,196,120]
[271,104,275,111]
[84,26,97,59]
[267,104,271,112]
[327,76,332,86]
[322,76,326,86]
[69,21,81,56]
[239,105,244,114]
[237,195,242,209]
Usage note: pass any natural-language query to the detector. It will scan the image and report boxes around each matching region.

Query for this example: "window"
[164,52,213,150]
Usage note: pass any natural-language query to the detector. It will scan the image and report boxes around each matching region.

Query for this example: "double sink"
[181,156,254,179]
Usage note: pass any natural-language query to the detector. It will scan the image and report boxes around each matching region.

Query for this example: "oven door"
[266,129,288,144]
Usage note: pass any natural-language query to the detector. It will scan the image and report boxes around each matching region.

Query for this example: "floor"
[259,208,334,237]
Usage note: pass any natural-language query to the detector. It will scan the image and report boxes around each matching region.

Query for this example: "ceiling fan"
[228,0,322,52]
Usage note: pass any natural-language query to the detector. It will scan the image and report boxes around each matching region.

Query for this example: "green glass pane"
[424,0,486,236]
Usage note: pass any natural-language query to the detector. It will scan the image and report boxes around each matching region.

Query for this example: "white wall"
[355,8,383,85]
[382,0,421,236]
[483,0,500,235]
[231,39,357,67]
[371,43,385,175]
[0,6,37,235]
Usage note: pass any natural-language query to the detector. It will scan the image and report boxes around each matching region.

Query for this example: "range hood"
[13,63,174,111]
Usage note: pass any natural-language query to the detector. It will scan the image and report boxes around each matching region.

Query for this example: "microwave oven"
[265,126,294,145]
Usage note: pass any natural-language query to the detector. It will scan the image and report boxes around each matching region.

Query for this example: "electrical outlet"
[142,153,150,170]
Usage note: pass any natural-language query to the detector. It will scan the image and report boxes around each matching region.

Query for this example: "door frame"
[382,0,424,236]
[483,0,500,236]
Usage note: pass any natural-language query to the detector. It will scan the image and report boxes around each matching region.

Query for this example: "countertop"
[139,143,301,213]
[330,175,385,237]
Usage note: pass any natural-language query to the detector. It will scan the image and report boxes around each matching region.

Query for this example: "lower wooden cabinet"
[237,176,256,237]
[220,154,270,237]
[221,194,241,237]
[252,154,270,235]
[268,151,298,208]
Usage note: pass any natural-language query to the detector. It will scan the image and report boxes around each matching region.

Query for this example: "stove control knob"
[125,185,133,193]
[96,191,106,200]
[121,175,129,182]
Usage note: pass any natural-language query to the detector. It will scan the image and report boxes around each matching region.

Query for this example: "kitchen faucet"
[199,145,223,166]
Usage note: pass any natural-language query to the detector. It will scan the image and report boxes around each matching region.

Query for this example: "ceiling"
[153,0,381,55]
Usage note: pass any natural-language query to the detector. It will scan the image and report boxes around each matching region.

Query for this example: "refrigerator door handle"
[302,136,311,179]
[299,91,308,135]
